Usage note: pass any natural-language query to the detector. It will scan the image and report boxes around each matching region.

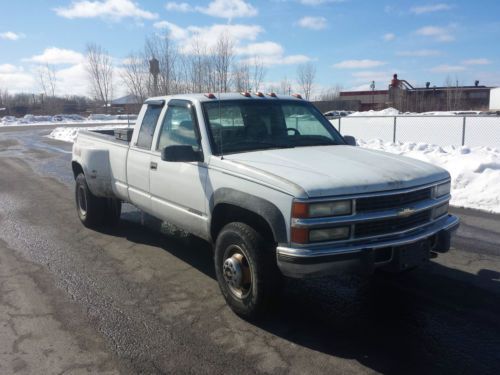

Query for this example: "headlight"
[435,182,451,198]
[292,200,352,218]
[433,203,449,219]
[309,226,350,242]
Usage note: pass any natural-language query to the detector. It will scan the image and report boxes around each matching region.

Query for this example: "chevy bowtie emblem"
[398,208,416,218]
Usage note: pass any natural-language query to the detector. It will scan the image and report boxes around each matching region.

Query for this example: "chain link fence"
[330,115,500,149]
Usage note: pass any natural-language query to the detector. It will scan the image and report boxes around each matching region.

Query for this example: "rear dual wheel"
[75,173,121,229]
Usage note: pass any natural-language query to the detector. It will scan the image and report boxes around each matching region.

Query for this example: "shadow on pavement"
[107,210,500,375]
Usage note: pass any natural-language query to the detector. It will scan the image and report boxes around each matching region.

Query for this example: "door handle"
[150,161,158,171]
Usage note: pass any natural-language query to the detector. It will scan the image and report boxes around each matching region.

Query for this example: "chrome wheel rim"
[222,245,252,299]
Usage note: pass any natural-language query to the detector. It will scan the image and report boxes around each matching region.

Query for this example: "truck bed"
[82,127,134,144]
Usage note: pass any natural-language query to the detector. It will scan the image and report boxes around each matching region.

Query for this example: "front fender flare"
[211,188,288,244]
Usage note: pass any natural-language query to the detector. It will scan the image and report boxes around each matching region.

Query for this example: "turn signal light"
[292,202,309,218]
[291,227,309,244]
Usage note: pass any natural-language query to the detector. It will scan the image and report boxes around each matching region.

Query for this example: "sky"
[0,0,499,99]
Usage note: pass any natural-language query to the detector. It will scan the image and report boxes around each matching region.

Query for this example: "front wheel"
[214,222,281,319]
[75,173,121,228]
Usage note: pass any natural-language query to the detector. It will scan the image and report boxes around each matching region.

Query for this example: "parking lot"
[1,126,499,374]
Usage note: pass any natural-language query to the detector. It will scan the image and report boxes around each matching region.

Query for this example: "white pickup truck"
[72,93,459,318]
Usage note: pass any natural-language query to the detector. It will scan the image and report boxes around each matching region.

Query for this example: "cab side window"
[136,104,163,149]
[157,105,200,151]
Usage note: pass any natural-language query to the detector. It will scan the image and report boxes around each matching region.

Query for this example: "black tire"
[214,222,282,319]
[75,173,121,228]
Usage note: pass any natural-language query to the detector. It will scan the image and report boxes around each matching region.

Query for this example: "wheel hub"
[223,254,243,289]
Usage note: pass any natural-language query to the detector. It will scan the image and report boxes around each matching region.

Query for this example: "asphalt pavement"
[0,127,499,374]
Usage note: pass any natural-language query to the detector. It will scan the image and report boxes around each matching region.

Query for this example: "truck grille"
[356,188,432,212]
[354,210,431,238]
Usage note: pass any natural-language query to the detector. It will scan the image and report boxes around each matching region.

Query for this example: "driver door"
[149,100,209,238]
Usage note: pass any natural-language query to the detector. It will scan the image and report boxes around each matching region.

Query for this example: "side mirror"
[161,145,203,162]
[343,135,357,146]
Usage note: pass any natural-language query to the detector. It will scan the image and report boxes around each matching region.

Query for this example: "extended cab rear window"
[136,104,164,149]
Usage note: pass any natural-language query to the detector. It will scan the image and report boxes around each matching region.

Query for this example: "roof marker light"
[255,92,264,97]
[267,92,277,98]
[241,91,251,97]
[292,93,303,99]
[205,93,216,99]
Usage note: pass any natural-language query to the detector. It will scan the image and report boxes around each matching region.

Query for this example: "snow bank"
[48,125,129,143]
[358,139,500,213]
[348,107,400,116]
[1,114,137,127]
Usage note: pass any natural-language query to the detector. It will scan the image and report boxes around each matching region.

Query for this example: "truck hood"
[221,145,449,198]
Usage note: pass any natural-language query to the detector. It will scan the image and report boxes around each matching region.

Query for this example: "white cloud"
[154,22,263,54]
[153,21,190,39]
[0,65,35,92]
[236,42,284,56]
[0,64,21,74]
[54,0,158,21]
[297,16,327,30]
[396,49,441,57]
[243,53,311,67]
[55,63,89,96]
[333,59,386,69]
[430,64,465,73]
[462,58,492,65]
[154,22,310,66]
[26,47,85,65]
[415,25,455,42]
[165,2,193,12]
[0,31,25,41]
[196,0,257,19]
[410,3,452,15]
[383,33,396,41]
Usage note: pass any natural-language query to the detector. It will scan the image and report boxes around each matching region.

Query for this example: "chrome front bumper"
[277,214,460,278]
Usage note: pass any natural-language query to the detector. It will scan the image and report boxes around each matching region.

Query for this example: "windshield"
[202,100,345,155]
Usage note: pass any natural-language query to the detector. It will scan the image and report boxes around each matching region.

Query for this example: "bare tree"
[145,35,182,96]
[121,53,148,103]
[249,56,266,92]
[187,37,212,93]
[86,43,114,108]
[444,76,464,111]
[296,62,316,100]
[319,84,343,101]
[37,63,57,98]
[212,35,234,93]
[279,76,292,95]
[234,62,250,92]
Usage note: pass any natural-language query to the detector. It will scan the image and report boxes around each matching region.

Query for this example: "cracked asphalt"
[0,126,499,374]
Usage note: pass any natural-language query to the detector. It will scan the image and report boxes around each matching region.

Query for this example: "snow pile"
[349,107,400,116]
[359,138,500,213]
[48,125,129,143]
[1,113,137,127]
